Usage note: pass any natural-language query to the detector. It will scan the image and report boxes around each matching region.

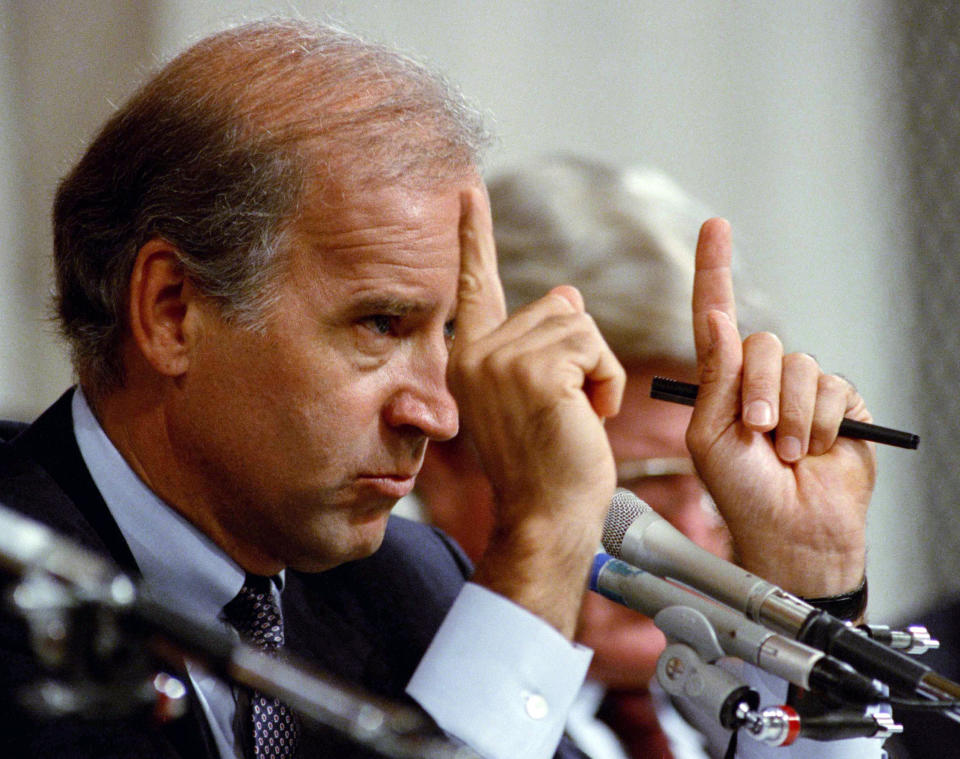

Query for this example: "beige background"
[0,1,930,623]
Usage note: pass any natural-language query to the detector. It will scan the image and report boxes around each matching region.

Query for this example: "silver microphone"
[603,488,960,705]
[590,552,885,704]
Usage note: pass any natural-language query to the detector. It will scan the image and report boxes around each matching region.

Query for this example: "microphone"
[602,488,960,705]
[590,553,885,704]
[0,503,476,759]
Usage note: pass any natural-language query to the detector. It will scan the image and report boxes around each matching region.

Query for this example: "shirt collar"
[71,388,246,624]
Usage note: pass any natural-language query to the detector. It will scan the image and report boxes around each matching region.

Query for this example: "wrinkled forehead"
[294,175,474,249]
[280,179,473,308]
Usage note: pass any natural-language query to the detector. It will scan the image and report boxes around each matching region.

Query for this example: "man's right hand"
[446,186,625,638]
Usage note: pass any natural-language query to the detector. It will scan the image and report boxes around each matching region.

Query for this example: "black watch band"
[800,577,868,621]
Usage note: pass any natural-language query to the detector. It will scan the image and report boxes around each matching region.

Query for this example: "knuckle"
[457,269,483,298]
[612,358,627,385]
[779,397,806,421]
[819,372,852,395]
[697,359,724,387]
[448,342,484,381]
[538,292,575,316]
[510,359,540,389]
[685,424,711,457]
[484,349,512,380]
[743,370,780,396]
[784,351,819,373]
[818,373,846,396]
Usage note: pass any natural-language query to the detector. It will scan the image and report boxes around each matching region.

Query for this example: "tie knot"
[224,574,285,650]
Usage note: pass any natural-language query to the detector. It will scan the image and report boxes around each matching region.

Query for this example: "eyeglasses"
[615,456,696,481]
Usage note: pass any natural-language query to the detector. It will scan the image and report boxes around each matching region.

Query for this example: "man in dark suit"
[0,396,474,757]
[0,18,881,759]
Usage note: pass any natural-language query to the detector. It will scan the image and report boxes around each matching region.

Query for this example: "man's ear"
[128,238,200,377]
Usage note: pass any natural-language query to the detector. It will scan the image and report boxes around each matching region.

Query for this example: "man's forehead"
[283,177,482,317]
[296,245,461,318]
[304,179,459,226]
[291,177,476,259]
[282,208,460,318]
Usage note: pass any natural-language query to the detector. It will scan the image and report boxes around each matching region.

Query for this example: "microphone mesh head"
[602,488,650,558]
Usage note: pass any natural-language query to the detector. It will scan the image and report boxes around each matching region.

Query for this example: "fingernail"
[744,400,773,427]
[778,436,803,462]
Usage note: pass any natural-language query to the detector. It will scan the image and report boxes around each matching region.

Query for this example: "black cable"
[886,697,960,711]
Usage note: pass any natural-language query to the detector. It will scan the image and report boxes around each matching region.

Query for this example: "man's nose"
[383,350,459,441]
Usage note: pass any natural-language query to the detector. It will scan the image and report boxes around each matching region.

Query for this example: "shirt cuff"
[406,582,593,759]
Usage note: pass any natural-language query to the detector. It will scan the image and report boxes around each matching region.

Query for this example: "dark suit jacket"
[0,390,584,758]
[0,419,26,441]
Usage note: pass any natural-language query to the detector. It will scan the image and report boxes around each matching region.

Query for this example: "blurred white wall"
[0,1,931,622]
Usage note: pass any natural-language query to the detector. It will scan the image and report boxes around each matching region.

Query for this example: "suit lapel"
[5,388,139,573]
[0,389,218,758]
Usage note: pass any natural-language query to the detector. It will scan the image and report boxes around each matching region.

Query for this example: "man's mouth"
[356,473,417,499]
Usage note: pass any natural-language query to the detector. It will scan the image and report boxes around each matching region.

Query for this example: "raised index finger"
[692,217,739,360]
[454,186,508,345]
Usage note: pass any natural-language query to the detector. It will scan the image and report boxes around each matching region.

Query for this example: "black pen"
[650,376,919,450]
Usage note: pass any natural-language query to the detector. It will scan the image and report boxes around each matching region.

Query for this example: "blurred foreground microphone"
[603,488,960,707]
[0,502,476,759]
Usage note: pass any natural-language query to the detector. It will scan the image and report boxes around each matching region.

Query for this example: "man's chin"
[289,511,392,572]
[345,515,391,560]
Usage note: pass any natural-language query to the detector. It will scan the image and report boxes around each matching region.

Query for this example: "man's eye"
[362,315,394,335]
[443,319,456,341]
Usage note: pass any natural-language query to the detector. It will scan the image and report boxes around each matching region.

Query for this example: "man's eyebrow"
[349,294,430,316]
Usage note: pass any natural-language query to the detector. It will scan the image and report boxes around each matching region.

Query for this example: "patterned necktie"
[223,574,301,758]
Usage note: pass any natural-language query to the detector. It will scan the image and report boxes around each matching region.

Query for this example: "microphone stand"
[651,605,902,748]
[0,504,478,759]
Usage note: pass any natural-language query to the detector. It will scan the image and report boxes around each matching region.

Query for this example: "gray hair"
[489,154,768,366]
[53,18,491,400]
